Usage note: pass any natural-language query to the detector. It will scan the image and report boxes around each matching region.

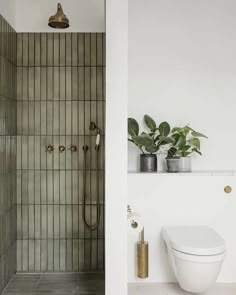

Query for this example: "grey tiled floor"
[2,273,105,295]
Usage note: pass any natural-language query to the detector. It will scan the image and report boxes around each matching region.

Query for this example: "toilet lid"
[162,226,226,256]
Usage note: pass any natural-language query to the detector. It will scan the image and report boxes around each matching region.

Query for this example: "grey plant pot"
[166,157,180,173]
[179,156,191,172]
[140,154,157,172]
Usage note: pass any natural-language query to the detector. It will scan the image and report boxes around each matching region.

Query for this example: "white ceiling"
[0,0,105,32]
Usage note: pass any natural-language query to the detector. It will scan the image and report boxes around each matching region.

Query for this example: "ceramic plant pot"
[166,157,180,173]
[140,154,157,172]
[179,156,191,172]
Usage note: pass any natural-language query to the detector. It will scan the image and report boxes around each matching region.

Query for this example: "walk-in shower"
[0,14,105,295]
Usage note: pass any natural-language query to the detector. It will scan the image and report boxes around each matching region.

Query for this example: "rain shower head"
[48,3,69,29]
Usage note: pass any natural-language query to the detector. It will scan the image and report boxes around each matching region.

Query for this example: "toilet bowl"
[161,226,226,294]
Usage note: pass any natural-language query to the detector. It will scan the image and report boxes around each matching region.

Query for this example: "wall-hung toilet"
[161,226,226,294]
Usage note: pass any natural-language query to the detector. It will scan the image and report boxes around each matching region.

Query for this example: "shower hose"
[82,144,101,231]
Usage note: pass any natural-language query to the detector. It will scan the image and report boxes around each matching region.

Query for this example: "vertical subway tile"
[40,171,46,204]
[47,67,53,100]
[34,101,40,135]
[84,34,91,66]
[35,239,41,271]
[54,239,60,271]
[41,239,47,271]
[71,33,78,66]
[28,34,35,66]
[41,205,47,239]
[66,67,72,100]
[53,67,60,100]
[35,34,41,66]
[22,34,29,66]
[60,67,66,100]
[91,33,97,66]
[47,34,53,66]
[28,67,35,100]
[47,171,53,204]
[59,101,65,134]
[53,33,60,66]
[60,239,66,271]
[35,205,41,239]
[71,67,78,99]
[78,67,84,100]
[78,33,85,66]
[40,101,46,135]
[17,34,23,66]
[53,101,59,135]
[47,205,53,239]
[59,33,66,66]
[91,67,97,101]
[28,205,35,239]
[85,67,91,101]
[97,33,103,66]
[60,205,66,238]
[22,240,29,271]
[41,67,47,100]
[66,34,72,66]
[54,205,60,239]
[35,67,41,100]
[53,170,60,204]
[35,170,41,203]
[28,170,35,204]
[41,33,47,66]
[66,239,72,271]
[47,239,53,271]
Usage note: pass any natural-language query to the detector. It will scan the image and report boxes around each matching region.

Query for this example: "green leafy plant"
[128,115,172,154]
[168,125,208,157]
[166,147,179,159]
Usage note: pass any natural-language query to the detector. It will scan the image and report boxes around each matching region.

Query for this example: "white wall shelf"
[128,170,236,176]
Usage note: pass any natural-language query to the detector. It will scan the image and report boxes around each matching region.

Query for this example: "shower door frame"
[105,0,128,294]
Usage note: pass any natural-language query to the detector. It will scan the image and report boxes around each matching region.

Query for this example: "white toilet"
[161,226,226,294]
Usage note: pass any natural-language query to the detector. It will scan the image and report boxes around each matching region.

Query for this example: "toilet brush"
[137,228,149,278]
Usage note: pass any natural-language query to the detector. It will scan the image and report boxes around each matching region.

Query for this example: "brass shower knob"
[224,186,232,194]
[69,145,77,152]
[47,145,54,152]
[59,145,66,152]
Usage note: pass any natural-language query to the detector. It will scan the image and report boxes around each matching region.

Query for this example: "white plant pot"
[179,156,191,172]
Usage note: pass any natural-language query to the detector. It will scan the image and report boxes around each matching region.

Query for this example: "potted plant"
[168,125,208,172]
[128,115,172,172]
[166,147,180,173]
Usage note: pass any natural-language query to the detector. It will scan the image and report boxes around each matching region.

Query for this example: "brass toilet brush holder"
[137,228,149,278]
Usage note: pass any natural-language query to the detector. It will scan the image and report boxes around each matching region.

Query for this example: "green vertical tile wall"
[0,15,17,293]
[16,33,105,272]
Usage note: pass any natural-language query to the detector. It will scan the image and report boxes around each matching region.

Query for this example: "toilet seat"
[162,226,226,256]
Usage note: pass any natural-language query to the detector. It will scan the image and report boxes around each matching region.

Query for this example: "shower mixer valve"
[59,145,66,152]
[46,145,54,152]
[69,145,77,152]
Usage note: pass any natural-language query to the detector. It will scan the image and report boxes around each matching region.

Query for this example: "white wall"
[128,0,236,172]
[128,0,236,286]
[106,0,128,293]
[0,0,16,28]
[15,0,105,32]
[128,173,236,283]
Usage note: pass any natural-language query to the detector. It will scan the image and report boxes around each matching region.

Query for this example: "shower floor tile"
[2,273,105,295]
